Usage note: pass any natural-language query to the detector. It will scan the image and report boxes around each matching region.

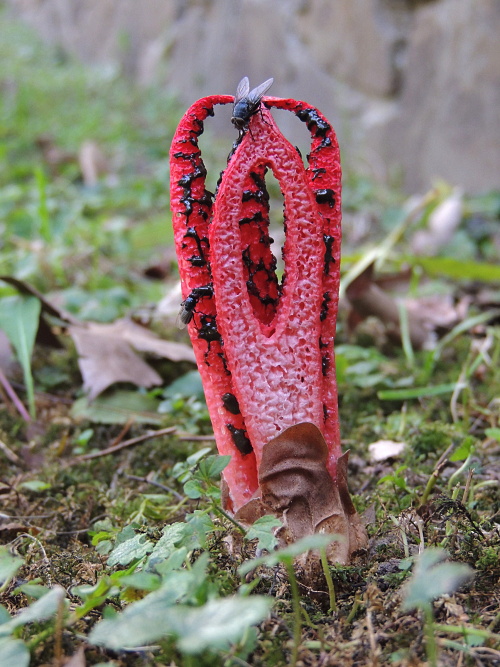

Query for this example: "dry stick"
[366,607,379,667]
[0,439,21,465]
[125,473,184,502]
[109,417,135,449]
[0,368,31,422]
[54,593,65,667]
[176,433,216,441]
[461,468,474,505]
[75,426,177,461]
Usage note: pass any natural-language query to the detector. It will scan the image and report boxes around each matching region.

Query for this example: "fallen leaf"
[0,276,196,400]
[71,391,163,425]
[69,318,195,399]
[368,440,406,462]
[235,423,367,567]
[346,264,429,349]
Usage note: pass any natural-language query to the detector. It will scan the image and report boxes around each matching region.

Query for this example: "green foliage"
[245,515,282,552]
[0,548,24,593]
[0,294,41,417]
[401,549,474,612]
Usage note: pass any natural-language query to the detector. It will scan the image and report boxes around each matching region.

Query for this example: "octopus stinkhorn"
[169,82,366,564]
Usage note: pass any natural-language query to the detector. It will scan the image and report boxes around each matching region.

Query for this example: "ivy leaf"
[401,548,474,611]
[0,638,30,667]
[168,596,272,654]
[107,532,154,567]
[246,516,282,552]
[90,591,271,655]
[146,522,191,568]
[89,555,210,649]
[0,587,66,636]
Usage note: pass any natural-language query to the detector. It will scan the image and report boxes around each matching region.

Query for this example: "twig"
[0,368,31,422]
[461,468,474,505]
[124,473,184,501]
[108,417,135,449]
[0,439,21,465]
[74,426,177,461]
[176,433,216,441]
[366,607,379,666]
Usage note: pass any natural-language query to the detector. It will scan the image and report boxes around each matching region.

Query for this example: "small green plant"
[239,534,339,667]
[401,548,474,667]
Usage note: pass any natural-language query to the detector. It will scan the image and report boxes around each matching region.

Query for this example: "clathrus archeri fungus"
[170,78,367,564]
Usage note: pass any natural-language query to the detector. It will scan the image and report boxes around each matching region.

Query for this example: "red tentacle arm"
[265,97,343,480]
[210,108,325,463]
[170,95,258,511]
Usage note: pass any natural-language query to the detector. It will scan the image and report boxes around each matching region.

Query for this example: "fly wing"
[234,76,250,105]
[247,77,274,104]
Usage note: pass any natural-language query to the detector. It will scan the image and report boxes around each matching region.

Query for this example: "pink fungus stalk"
[170,86,366,563]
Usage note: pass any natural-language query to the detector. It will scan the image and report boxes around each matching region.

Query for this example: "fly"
[178,284,213,328]
[231,76,274,133]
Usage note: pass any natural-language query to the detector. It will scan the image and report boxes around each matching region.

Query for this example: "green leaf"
[146,522,191,567]
[0,638,30,667]
[118,572,161,592]
[71,391,162,425]
[183,478,203,499]
[403,255,500,282]
[0,294,41,418]
[89,557,210,649]
[0,547,24,591]
[13,582,50,600]
[163,370,205,400]
[485,428,500,442]
[0,587,66,636]
[401,548,474,612]
[18,480,51,492]
[198,454,231,480]
[449,437,475,462]
[185,511,216,550]
[168,596,272,655]
[246,516,282,552]
[90,591,271,654]
[107,533,154,567]
[378,383,460,401]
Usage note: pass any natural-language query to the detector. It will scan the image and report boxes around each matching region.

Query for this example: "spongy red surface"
[210,109,325,464]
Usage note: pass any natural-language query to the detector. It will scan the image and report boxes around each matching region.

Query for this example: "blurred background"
[0,0,499,406]
[4,0,500,193]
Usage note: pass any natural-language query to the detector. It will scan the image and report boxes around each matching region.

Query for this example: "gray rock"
[5,0,499,193]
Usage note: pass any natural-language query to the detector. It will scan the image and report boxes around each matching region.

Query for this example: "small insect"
[231,76,274,132]
[178,284,213,328]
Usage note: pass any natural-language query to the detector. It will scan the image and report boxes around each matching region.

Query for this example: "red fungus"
[170,90,366,563]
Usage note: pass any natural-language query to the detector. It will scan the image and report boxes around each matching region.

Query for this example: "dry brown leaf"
[235,423,367,567]
[346,264,429,349]
[0,276,196,400]
[69,318,195,400]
